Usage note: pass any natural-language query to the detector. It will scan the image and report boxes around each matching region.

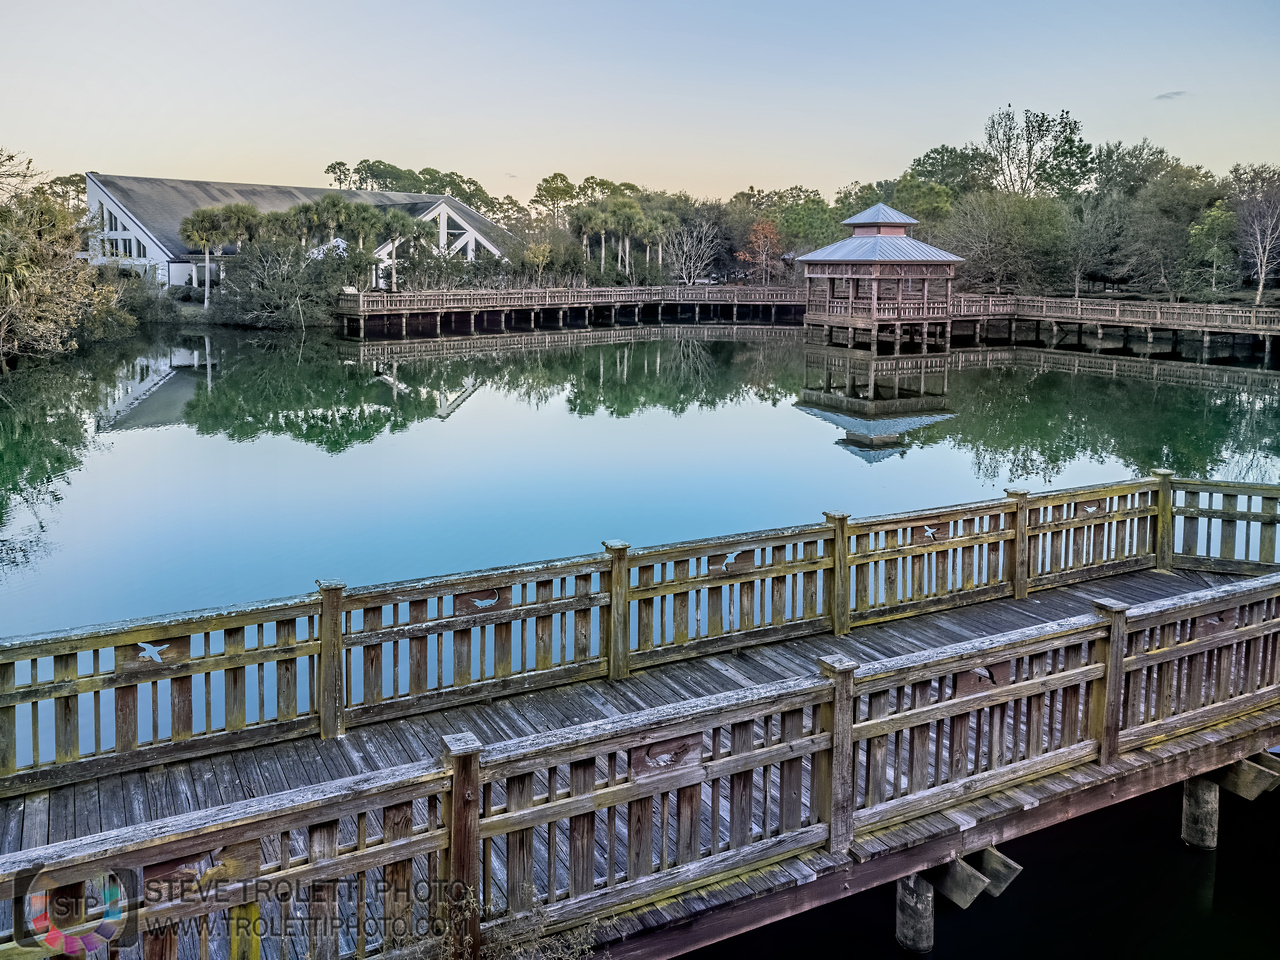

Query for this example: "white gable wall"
[371,201,502,281]
[85,174,183,286]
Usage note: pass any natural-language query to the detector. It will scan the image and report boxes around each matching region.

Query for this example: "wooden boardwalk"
[334,288,1277,375]
[2,477,1278,960]
[1,567,1233,851]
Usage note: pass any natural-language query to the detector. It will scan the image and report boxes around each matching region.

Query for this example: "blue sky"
[3,0,1277,199]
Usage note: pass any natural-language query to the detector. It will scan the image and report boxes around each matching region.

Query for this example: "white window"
[137,241,147,258]
[107,211,118,231]
[122,239,133,258]
[107,239,119,256]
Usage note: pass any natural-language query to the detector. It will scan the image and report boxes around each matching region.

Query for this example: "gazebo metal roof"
[796,235,963,264]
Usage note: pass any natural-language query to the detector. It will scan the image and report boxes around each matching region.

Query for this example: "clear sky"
[3,0,1277,202]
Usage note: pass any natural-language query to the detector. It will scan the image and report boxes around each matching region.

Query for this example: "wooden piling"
[895,873,934,953]
[1182,777,1219,849]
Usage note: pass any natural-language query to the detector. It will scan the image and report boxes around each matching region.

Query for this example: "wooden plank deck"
[7,566,1235,858]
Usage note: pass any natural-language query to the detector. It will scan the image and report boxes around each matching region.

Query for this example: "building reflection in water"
[797,345,954,462]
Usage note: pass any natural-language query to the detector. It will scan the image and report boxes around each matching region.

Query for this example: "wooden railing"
[2,476,1275,797]
[337,286,804,316]
[950,295,1280,331]
[473,675,836,936]
[1173,480,1280,574]
[805,299,952,321]
[0,594,326,787]
[2,571,1277,960]
[340,288,1280,331]
[619,522,836,672]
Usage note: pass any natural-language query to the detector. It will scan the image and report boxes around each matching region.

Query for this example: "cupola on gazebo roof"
[842,202,919,226]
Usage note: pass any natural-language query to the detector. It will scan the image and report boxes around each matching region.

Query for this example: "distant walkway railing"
[337,285,804,316]
[2,546,1277,960]
[2,475,1277,797]
[950,294,1280,331]
[343,288,1280,335]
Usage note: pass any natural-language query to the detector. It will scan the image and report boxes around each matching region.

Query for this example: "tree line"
[328,105,1280,304]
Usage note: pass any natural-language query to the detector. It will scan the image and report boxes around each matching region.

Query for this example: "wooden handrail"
[0,476,1274,797]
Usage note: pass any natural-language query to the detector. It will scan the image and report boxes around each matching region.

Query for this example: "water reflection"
[1,327,1278,614]
[799,350,954,462]
[0,330,190,572]
[798,343,1280,484]
[150,332,804,451]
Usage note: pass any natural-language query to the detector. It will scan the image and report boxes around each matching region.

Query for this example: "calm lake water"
[1,325,1277,638]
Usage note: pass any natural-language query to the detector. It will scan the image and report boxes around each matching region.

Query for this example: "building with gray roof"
[85,172,513,287]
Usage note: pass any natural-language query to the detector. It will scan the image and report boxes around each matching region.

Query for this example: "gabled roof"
[842,202,918,226]
[796,235,963,263]
[87,173,512,260]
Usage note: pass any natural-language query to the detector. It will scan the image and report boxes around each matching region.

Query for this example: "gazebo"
[797,203,963,353]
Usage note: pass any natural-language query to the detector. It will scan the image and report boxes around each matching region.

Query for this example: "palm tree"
[340,202,384,252]
[315,193,349,245]
[179,207,229,310]
[219,203,260,250]
[341,202,387,289]
[287,203,319,248]
[568,206,602,262]
[607,197,643,277]
[258,211,294,241]
[649,211,680,270]
[382,209,417,292]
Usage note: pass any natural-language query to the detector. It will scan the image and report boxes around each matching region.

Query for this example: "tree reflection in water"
[1,328,1278,580]
[0,330,186,572]
[181,333,804,448]
[911,366,1280,484]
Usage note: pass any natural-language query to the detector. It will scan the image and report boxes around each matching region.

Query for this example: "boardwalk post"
[308,820,341,960]
[604,540,631,681]
[0,660,13,775]
[896,873,935,953]
[443,732,483,960]
[815,655,857,854]
[316,579,346,739]
[1153,469,1175,571]
[1004,489,1030,599]
[1181,777,1219,849]
[823,512,851,636]
[1089,599,1129,765]
[140,868,178,960]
